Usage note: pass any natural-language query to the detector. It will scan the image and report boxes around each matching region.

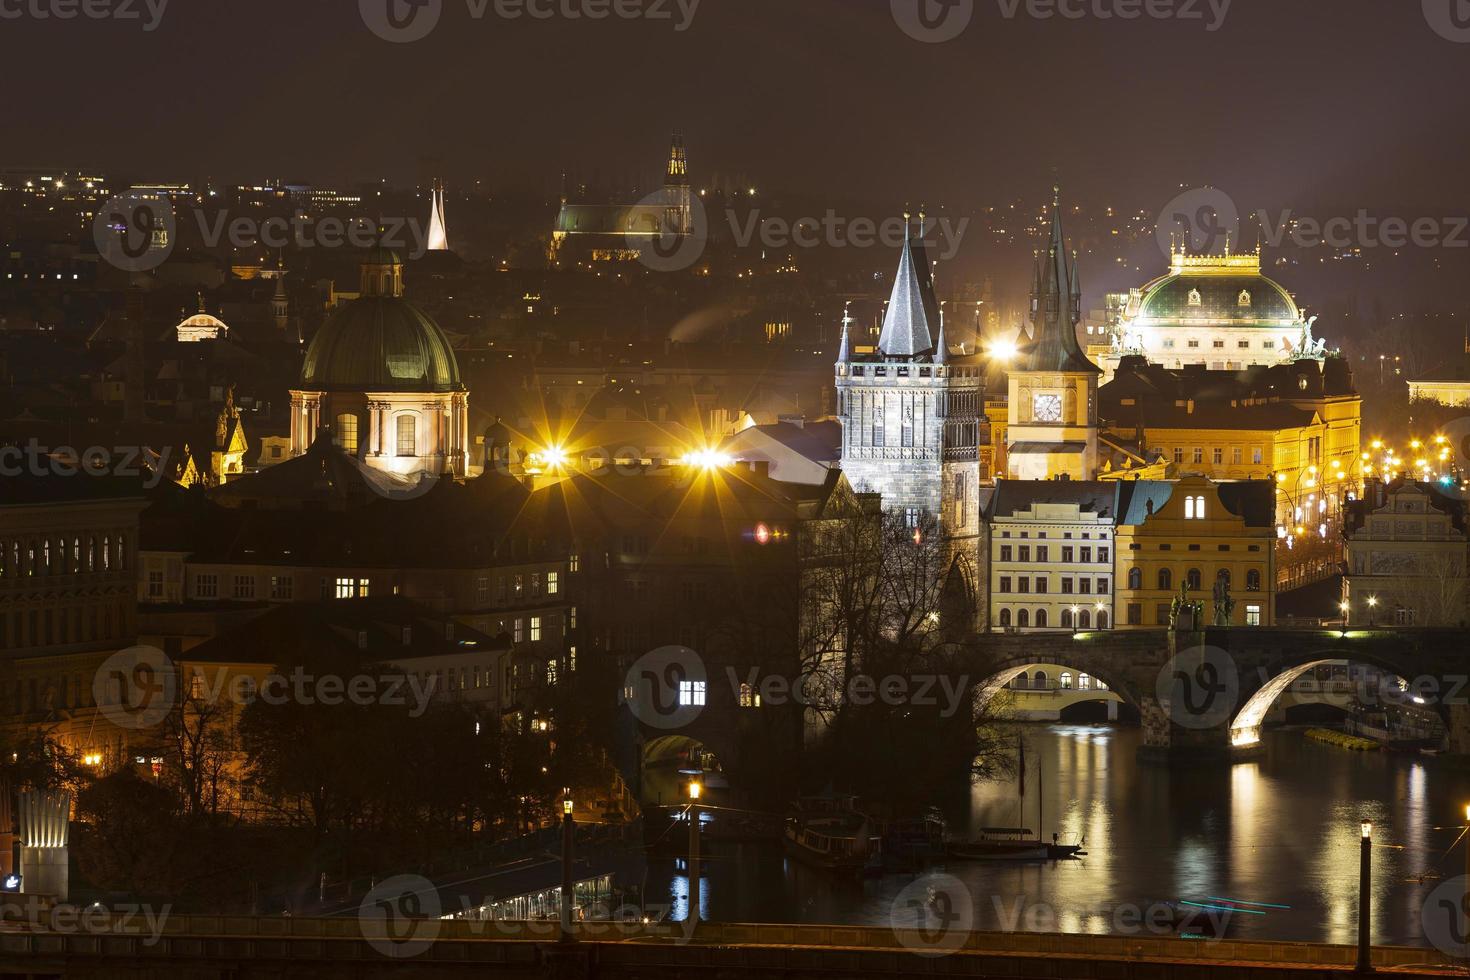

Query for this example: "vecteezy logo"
[1156,644,1238,730]
[93,191,176,273]
[1424,0,1470,42]
[1422,875,1470,957]
[630,191,708,273]
[360,874,442,958]
[1155,186,1240,258]
[360,0,443,42]
[622,646,706,729]
[891,0,975,43]
[93,646,178,730]
[890,873,974,957]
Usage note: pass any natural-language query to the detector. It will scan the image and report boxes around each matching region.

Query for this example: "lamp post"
[559,792,576,943]
[1463,805,1470,915]
[1339,601,1350,627]
[1070,605,1080,636]
[1367,595,1378,628]
[1357,820,1373,973]
[687,781,702,932]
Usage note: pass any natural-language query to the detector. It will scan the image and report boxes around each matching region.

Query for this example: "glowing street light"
[560,790,577,942]
[687,781,703,932]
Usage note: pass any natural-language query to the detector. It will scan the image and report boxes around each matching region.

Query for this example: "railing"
[0,915,1457,973]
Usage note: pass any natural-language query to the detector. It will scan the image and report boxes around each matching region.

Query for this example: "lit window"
[335,413,359,453]
[396,414,416,456]
[678,680,706,707]
[547,572,559,595]
[530,616,542,642]
[335,577,355,599]
[1246,605,1262,626]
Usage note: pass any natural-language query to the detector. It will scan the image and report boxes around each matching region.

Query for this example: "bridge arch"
[976,657,1142,722]
[1229,656,1442,748]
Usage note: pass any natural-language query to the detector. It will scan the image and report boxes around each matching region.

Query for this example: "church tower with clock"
[1006,189,1101,480]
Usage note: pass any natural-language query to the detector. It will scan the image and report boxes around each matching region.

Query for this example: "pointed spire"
[1021,186,1099,376]
[427,180,449,252]
[877,213,935,359]
[934,303,949,365]
[837,302,853,363]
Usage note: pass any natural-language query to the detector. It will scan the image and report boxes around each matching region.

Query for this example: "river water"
[651,725,1469,948]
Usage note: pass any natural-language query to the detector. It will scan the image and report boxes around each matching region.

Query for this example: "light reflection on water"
[649,726,1463,946]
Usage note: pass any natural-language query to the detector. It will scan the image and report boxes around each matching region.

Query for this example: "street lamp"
[1367,595,1378,627]
[1070,605,1080,635]
[560,791,576,943]
[687,781,703,933]
[1339,601,1350,626]
[1095,602,1107,630]
[1357,820,1373,973]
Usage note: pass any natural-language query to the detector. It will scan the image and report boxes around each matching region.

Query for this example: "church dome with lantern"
[289,249,469,479]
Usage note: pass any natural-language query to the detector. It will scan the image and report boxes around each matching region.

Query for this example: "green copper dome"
[301,296,463,393]
[1136,273,1300,324]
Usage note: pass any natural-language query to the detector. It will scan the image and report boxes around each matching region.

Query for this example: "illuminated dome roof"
[1129,251,1302,326]
[300,250,463,393]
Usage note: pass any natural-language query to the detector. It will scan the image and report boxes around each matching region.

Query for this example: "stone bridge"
[976,627,1470,762]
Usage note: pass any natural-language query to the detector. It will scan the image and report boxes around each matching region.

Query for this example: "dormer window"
[1188,288,1203,307]
[1238,289,1252,307]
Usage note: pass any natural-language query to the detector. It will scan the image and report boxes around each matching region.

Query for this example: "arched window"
[1060,671,1073,690]
[1018,609,1030,628]
[1078,673,1092,691]
[335,413,360,454]
[1184,496,1196,520]
[1033,670,1047,687]
[1097,611,1109,629]
[1158,568,1172,590]
[396,414,417,457]
[1036,609,1048,628]
[1186,568,1202,590]
[999,608,1012,628]
[1127,567,1142,589]
[1061,608,1073,628]
[1246,569,1261,592]
[1195,496,1206,519]
[1078,609,1091,628]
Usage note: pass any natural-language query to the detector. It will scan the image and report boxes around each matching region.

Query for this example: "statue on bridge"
[1212,578,1236,627]
[1169,581,1203,632]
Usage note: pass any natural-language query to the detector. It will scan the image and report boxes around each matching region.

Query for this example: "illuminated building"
[1101,246,1323,381]
[550,134,693,265]
[1343,481,1469,627]
[1099,355,1361,523]
[1005,190,1101,481]
[986,480,1119,631]
[1112,477,1276,628]
[1408,342,1470,407]
[835,217,985,536]
[289,248,469,481]
[175,295,229,342]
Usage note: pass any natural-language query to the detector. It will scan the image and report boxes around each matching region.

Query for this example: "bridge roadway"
[1,915,1462,978]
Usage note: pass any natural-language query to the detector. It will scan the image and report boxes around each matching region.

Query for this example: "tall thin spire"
[427,179,449,252]
[877,211,935,359]
[934,302,949,364]
[838,302,853,363]
[1021,186,1099,375]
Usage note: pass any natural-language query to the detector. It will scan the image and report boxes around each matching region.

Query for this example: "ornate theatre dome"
[1107,247,1317,375]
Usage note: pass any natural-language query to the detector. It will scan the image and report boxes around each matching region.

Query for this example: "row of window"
[1009,670,1108,692]
[475,571,561,604]
[1124,602,1263,626]
[332,412,421,456]
[0,534,126,579]
[998,576,1109,595]
[1172,447,1266,466]
[997,545,1110,563]
[1162,338,1276,351]
[0,602,126,653]
[1123,567,1262,591]
[996,607,1110,630]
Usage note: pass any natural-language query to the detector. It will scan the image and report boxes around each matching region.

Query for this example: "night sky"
[6,0,1469,211]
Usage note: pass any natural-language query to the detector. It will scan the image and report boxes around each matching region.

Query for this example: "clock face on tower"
[1033,393,1062,423]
